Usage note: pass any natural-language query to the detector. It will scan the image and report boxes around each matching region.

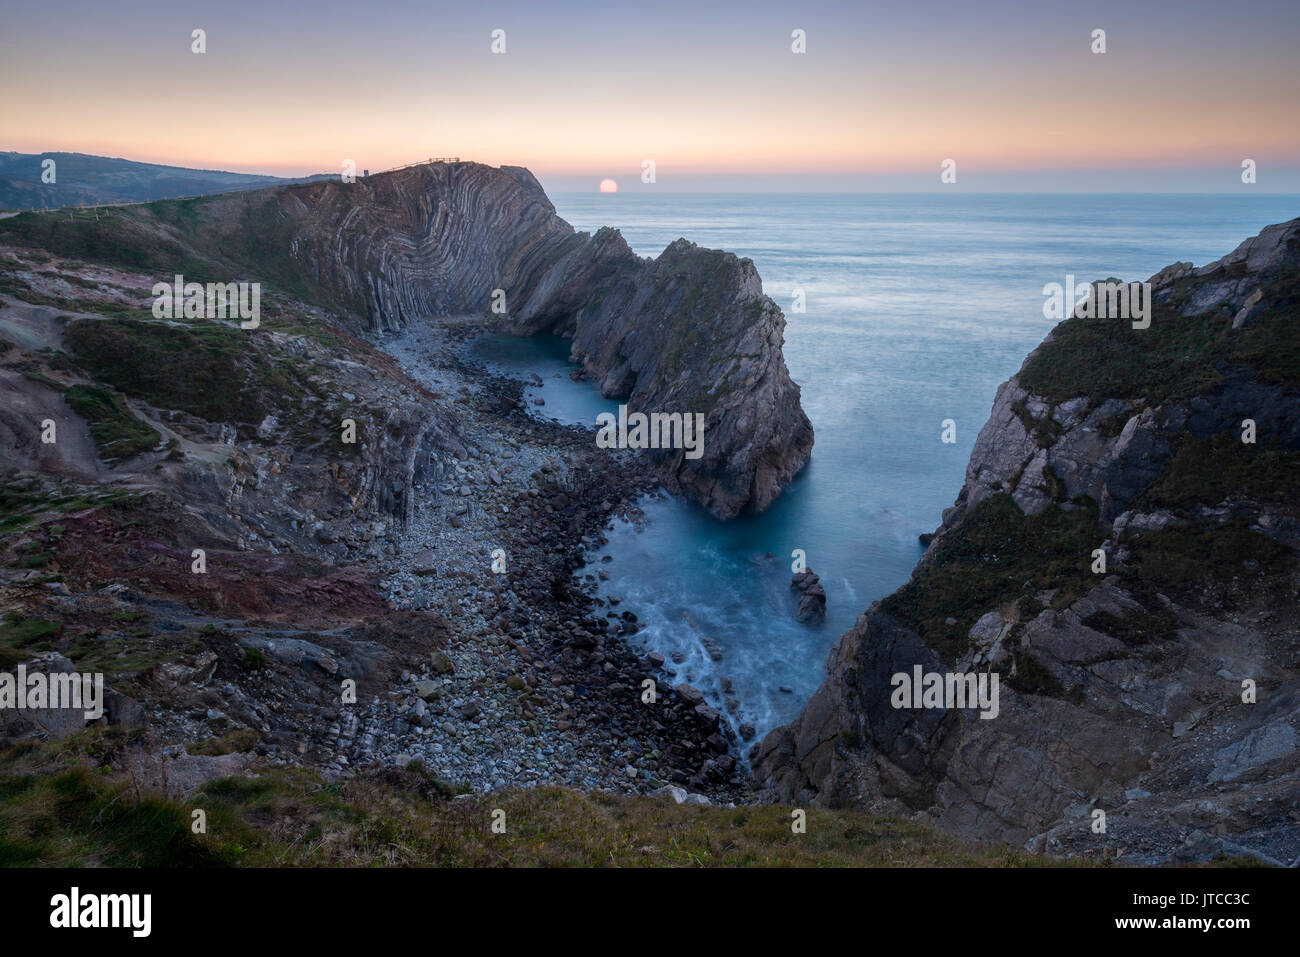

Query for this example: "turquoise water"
[497,194,1300,743]
[470,333,619,425]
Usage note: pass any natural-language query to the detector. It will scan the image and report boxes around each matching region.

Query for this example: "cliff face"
[279,163,813,518]
[753,218,1300,865]
[0,180,765,799]
[510,234,814,516]
[0,162,811,518]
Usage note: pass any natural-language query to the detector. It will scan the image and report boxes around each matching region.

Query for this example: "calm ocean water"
[475,193,1300,745]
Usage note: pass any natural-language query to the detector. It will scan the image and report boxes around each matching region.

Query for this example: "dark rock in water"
[694,704,721,726]
[674,683,705,706]
[791,569,826,622]
[918,532,934,546]
[700,634,724,661]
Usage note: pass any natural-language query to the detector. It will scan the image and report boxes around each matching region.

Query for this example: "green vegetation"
[0,731,1059,867]
[1140,433,1300,510]
[63,384,160,464]
[1006,651,1068,698]
[189,730,260,757]
[1122,520,1294,597]
[0,614,63,668]
[1011,397,1063,448]
[63,316,324,441]
[0,764,229,867]
[0,208,166,270]
[240,646,267,669]
[1235,265,1300,387]
[0,482,134,540]
[881,494,1103,662]
[0,604,195,674]
[1018,264,1300,402]
[1020,298,1230,403]
[1080,608,1179,647]
[0,192,340,314]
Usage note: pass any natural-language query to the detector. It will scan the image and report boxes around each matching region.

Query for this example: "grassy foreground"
[0,730,1057,868]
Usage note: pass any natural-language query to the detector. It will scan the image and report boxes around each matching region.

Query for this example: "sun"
[598,178,618,193]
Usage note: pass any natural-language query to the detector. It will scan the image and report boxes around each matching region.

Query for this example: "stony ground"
[298,318,752,801]
[0,244,753,809]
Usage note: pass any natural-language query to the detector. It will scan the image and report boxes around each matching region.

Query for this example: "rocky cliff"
[283,163,813,518]
[753,218,1300,865]
[1,162,811,517]
[0,172,760,800]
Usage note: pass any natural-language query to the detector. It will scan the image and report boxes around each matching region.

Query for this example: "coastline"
[362,316,751,801]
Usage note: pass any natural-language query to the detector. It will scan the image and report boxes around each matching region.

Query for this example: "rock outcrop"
[791,569,826,622]
[216,162,811,518]
[753,218,1300,865]
[0,162,812,519]
[0,196,756,802]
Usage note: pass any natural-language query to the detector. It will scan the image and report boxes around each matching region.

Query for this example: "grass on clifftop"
[0,732,1050,868]
[1017,263,1300,403]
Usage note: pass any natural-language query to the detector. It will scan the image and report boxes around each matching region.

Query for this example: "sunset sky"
[3,0,1298,191]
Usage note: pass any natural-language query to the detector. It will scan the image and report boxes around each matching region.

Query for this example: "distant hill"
[0,151,323,209]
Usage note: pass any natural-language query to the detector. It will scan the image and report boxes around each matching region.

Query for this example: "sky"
[2,0,1298,192]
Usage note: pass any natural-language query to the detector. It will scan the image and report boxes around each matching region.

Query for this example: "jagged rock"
[651,784,712,805]
[791,569,826,622]
[275,164,812,517]
[753,218,1300,865]
[674,683,705,706]
[239,636,338,675]
[0,653,91,739]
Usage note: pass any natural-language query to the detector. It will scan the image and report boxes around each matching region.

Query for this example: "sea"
[469,192,1299,745]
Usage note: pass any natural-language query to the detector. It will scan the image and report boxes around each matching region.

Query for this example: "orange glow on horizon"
[2,8,1297,187]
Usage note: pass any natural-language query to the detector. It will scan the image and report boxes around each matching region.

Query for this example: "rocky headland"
[753,218,1300,866]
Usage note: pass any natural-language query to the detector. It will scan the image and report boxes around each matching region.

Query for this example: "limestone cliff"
[753,218,1300,865]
